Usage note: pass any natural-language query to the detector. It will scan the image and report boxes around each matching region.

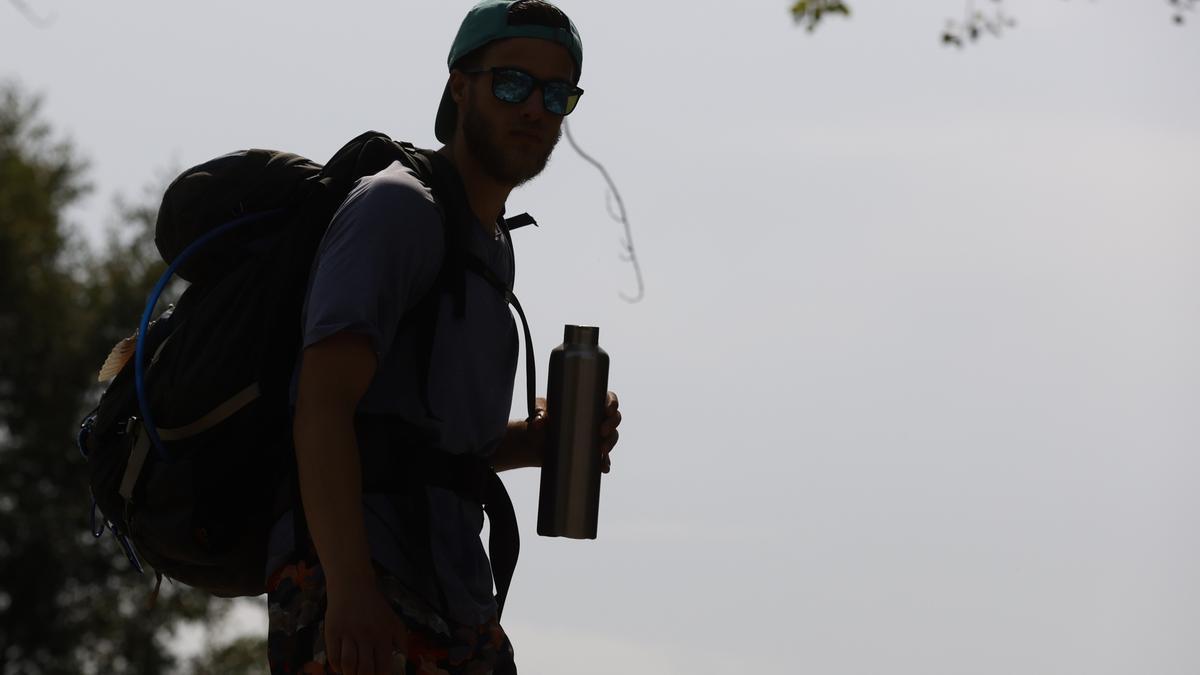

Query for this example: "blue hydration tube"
[134,209,286,462]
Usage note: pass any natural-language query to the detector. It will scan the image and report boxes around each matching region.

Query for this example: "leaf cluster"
[790,0,1194,45]
[941,0,1016,49]
[1170,0,1198,24]
[790,0,852,33]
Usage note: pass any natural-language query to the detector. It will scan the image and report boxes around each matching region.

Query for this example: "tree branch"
[8,0,55,28]
[563,120,646,304]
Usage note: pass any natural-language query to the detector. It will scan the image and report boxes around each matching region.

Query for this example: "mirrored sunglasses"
[462,67,583,116]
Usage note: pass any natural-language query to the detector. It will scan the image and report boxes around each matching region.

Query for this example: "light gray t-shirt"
[271,160,519,626]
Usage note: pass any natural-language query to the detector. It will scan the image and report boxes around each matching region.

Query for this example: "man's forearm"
[491,418,543,471]
[293,410,376,591]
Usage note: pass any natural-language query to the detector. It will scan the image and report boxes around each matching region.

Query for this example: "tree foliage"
[188,635,270,675]
[790,0,1195,46]
[0,82,259,674]
[940,0,1016,48]
[789,0,851,33]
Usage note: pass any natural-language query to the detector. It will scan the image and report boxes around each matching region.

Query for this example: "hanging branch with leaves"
[790,0,851,32]
[563,119,645,304]
[791,0,1193,44]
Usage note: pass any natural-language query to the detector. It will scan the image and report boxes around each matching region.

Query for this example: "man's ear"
[449,70,471,106]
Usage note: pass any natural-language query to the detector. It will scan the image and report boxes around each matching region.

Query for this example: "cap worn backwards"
[435,0,584,143]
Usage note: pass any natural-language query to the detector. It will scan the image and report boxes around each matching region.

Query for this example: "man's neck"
[437,143,511,236]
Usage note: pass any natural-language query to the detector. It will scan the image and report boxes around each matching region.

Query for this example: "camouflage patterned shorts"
[266,550,515,675]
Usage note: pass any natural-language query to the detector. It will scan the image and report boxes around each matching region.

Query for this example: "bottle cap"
[564,324,599,346]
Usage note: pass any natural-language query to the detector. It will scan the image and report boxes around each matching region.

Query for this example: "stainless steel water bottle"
[537,325,610,539]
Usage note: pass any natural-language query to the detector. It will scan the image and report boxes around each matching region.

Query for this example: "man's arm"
[293,331,405,675]
[293,331,376,589]
[491,406,545,472]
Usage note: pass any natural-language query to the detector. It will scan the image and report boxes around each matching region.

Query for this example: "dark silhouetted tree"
[0,82,258,675]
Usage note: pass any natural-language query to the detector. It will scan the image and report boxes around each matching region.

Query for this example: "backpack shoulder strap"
[408,147,535,621]
[412,149,536,420]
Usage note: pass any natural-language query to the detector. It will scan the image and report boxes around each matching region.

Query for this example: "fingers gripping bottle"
[537,325,609,539]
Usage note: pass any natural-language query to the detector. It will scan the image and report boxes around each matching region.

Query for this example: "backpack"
[77,131,536,611]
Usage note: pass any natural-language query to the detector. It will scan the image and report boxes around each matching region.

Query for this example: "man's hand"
[324,576,408,675]
[497,391,622,473]
[598,391,621,473]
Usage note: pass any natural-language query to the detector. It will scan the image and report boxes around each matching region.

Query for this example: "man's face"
[456,37,576,188]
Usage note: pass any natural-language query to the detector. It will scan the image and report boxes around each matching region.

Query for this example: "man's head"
[436,0,584,187]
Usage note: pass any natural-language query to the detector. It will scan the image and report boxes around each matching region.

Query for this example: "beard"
[462,98,561,188]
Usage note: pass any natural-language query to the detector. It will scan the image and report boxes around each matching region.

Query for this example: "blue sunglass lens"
[492,70,534,103]
[544,83,579,115]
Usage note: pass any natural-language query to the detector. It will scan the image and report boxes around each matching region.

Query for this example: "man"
[264,1,621,674]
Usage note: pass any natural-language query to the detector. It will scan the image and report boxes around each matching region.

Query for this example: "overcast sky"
[4,1,1199,673]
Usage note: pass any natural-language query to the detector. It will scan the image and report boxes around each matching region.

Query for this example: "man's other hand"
[324,576,407,675]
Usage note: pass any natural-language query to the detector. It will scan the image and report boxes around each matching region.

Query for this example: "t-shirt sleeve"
[301,161,445,358]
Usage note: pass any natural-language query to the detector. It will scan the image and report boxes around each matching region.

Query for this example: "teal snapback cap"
[435,0,584,143]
